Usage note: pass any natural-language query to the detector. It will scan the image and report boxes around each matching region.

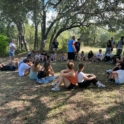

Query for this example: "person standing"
[52,39,59,53]
[8,39,16,64]
[111,37,115,51]
[117,36,124,56]
[75,38,81,58]
[67,36,77,62]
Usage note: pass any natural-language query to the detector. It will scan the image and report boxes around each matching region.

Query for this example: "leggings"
[78,79,98,88]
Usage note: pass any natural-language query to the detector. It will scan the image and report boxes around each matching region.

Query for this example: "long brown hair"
[78,63,84,73]
[43,62,51,76]
[31,60,41,72]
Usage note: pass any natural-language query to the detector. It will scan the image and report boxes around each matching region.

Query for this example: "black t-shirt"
[75,42,80,49]
[37,70,46,79]
[52,41,59,48]
[88,53,94,59]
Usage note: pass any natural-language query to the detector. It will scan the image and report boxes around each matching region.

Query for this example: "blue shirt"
[68,39,74,52]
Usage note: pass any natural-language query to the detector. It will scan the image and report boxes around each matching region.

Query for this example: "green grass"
[0,47,124,124]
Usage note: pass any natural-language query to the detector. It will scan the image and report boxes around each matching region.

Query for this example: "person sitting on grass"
[36,62,55,84]
[18,54,32,67]
[29,60,42,80]
[18,59,32,77]
[77,63,105,88]
[35,51,41,61]
[87,50,94,61]
[0,61,19,71]
[108,63,124,84]
[50,51,56,62]
[59,51,67,61]
[103,50,113,62]
[51,62,77,91]
[80,51,87,61]
[92,49,103,61]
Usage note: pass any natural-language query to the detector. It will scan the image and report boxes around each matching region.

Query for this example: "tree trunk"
[16,21,29,51]
[34,23,38,50]
[40,0,46,51]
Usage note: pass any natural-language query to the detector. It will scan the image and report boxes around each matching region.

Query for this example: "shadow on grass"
[0,59,124,124]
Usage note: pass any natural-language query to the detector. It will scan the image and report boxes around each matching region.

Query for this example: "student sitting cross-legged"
[51,62,77,91]
[36,62,55,84]
[29,60,42,80]
[77,63,105,88]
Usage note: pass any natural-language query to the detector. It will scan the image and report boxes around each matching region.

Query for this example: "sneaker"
[51,86,60,91]
[97,81,106,88]
[51,82,57,87]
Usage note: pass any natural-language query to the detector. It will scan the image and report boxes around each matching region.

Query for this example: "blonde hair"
[31,60,41,72]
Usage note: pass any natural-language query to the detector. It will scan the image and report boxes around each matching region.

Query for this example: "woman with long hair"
[77,63,105,88]
[36,62,55,84]
[29,60,41,80]
[51,62,77,91]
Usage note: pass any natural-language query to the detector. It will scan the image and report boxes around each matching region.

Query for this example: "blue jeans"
[36,76,55,84]
[105,47,111,55]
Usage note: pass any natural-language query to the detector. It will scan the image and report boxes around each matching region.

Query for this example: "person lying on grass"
[51,62,77,91]
[18,59,33,77]
[36,62,55,84]
[0,61,19,71]
[29,60,42,80]
[77,63,105,88]
[107,63,124,84]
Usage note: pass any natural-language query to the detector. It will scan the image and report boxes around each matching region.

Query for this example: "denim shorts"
[115,78,121,84]
[8,51,14,57]
[36,76,55,84]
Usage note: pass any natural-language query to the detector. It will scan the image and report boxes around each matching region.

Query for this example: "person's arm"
[112,71,118,74]
[62,71,75,77]
[83,74,96,80]
[72,42,77,52]
[49,65,54,76]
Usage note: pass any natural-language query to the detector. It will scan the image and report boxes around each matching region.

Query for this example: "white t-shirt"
[96,52,103,60]
[77,72,85,83]
[106,53,113,58]
[18,63,30,77]
[117,70,124,83]
[9,42,16,53]
[117,40,123,49]
[18,57,27,68]
[35,54,41,60]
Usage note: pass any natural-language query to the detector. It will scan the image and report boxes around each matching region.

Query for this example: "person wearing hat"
[109,63,124,84]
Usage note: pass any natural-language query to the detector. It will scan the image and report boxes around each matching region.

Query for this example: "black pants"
[117,49,122,56]
[104,56,111,61]
[78,79,98,88]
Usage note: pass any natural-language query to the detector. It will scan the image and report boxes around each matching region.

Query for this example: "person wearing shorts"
[109,63,124,84]
[67,36,77,61]
[8,39,16,64]
[51,62,77,91]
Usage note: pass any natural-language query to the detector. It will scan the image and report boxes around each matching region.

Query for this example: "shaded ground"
[0,54,124,124]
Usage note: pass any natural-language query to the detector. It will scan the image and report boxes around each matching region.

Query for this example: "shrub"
[0,34,8,56]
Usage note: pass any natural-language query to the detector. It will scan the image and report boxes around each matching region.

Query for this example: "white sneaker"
[51,82,57,87]
[51,86,60,91]
[97,81,106,88]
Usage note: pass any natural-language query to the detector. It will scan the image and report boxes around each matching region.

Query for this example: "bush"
[0,34,8,56]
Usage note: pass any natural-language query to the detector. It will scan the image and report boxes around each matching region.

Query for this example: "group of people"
[0,36,124,91]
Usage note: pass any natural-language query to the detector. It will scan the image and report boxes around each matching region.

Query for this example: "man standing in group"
[111,37,115,51]
[52,39,59,53]
[8,39,16,64]
[67,36,77,62]
[117,36,124,56]
[75,38,81,58]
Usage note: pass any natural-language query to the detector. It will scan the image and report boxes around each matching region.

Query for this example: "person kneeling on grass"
[51,62,77,91]
[18,59,32,77]
[36,62,55,84]
[108,63,124,84]
[77,63,105,88]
